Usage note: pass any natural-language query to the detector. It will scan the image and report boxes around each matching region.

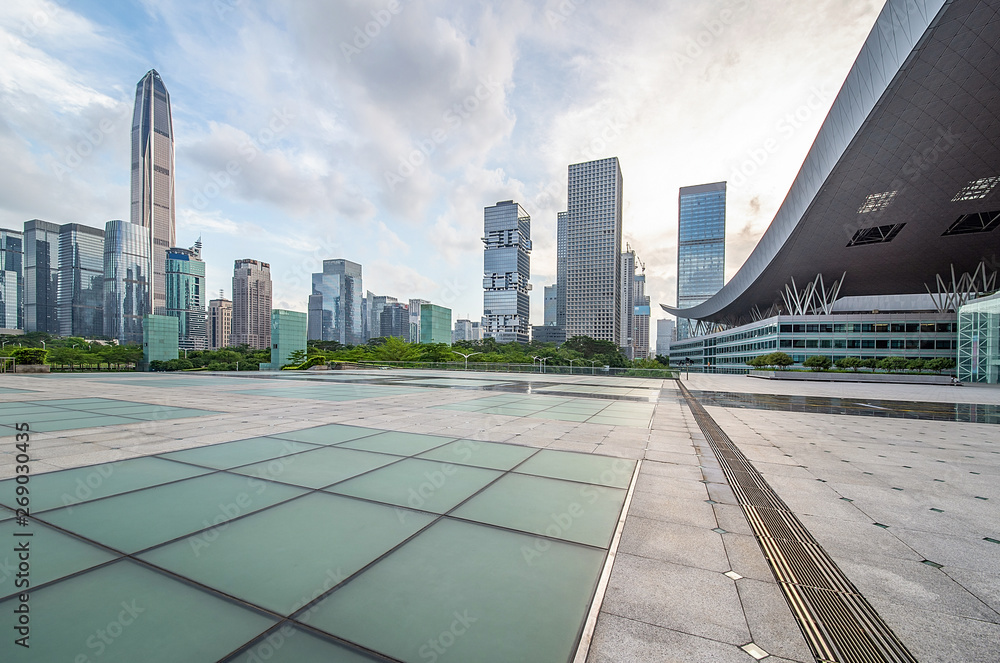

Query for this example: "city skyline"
[0,1,888,348]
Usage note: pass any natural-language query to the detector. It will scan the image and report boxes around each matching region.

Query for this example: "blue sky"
[0,0,886,344]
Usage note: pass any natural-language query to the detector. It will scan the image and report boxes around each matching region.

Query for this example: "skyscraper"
[367,292,398,341]
[0,229,23,331]
[655,319,675,358]
[677,182,726,340]
[57,224,105,337]
[409,298,429,343]
[104,220,150,345]
[565,157,623,344]
[556,211,568,334]
[231,259,271,349]
[482,200,531,343]
[130,70,176,315]
[23,219,60,333]
[543,285,557,326]
[208,295,232,351]
[620,248,636,351]
[308,259,364,345]
[633,268,650,359]
[380,302,409,340]
[165,241,208,350]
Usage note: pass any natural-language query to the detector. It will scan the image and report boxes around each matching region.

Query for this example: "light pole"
[40,340,46,350]
[451,350,481,370]
[588,359,599,375]
[567,358,580,375]
[531,356,548,373]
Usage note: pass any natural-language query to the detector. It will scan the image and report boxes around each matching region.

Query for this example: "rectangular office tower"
[131,70,176,315]
[677,182,726,340]
[57,224,105,338]
[308,259,364,345]
[482,200,531,343]
[633,269,650,359]
[0,229,23,331]
[380,302,409,340]
[208,296,232,350]
[104,220,150,345]
[24,219,60,333]
[165,241,208,350]
[231,259,271,349]
[367,292,397,341]
[565,157,623,344]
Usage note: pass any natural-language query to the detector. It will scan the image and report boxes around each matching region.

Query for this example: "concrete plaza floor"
[0,369,997,662]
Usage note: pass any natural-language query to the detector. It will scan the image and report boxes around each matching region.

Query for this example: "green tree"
[861,358,878,371]
[803,355,831,371]
[906,358,926,372]
[878,356,908,373]
[287,349,307,366]
[374,336,421,362]
[768,352,794,370]
[926,357,955,373]
[835,356,861,372]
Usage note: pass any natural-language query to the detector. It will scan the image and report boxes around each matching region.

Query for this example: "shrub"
[861,358,878,371]
[803,355,832,371]
[12,348,48,365]
[878,356,909,373]
[835,356,862,372]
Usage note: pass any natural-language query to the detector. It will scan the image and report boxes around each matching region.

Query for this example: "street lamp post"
[588,359,599,375]
[451,351,481,370]
[568,358,580,374]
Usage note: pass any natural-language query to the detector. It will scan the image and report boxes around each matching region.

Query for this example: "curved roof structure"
[665,0,1000,323]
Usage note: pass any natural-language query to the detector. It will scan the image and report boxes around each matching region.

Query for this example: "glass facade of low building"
[104,220,151,345]
[261,309,307,370]
[670,312,957,373]
[420,304,452,345]
[958,293,1000,384]
[0,229,23,330]
[165,244,208,350]
[142,314,178,368]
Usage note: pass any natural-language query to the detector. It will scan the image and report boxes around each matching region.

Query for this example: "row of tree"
[747,352,956,373]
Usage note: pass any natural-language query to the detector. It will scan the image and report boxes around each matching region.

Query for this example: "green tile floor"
[0,423,636,663]
[0,397,219,434]
[226,384,419,401]
[436,393,655,427]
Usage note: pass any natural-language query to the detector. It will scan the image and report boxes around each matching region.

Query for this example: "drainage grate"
[680,383,918,663]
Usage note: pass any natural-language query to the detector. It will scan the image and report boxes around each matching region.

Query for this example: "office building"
[104,220,151,345]
[633,268,650,359]
[556,211,568,335]
[409,298,429,343]
[543,285,557,326]
[452,318,482,343]
[231,259,271,349]
[380,302,409,340]
[0,229,23,331]
[367,292,397,341]
[620,248,636,352]
[142,314,178,369]
[420,304,452,345]
[655,319,675,358]
[676,182,726,341]
[56,224,105,338]
[24,219,60,333]
[131,70,176,315]
[565,157,623,344]
[261,309,307,370]
[482,200,532,343]
[531,325,566,345]
[308,259,363,345]
[165,241,208,350]
[208,296,233,351]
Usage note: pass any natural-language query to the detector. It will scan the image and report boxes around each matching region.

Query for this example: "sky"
[0,0,888,347]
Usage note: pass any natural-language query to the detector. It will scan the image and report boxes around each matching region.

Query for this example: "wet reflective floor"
[689,390,1000,424]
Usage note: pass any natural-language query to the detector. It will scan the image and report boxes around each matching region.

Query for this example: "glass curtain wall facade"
[0,229,23,330]
[409,299,429,343]
[367,293,397,341]
[308,259,363,345]
[24,219,60,333]
[565,158,623,343]
[165,243,208,350]
[131,70,176,315]
[655,319,675,357]
[677,182,726,340]
[57,224,105,338]
[958,293,1000,384]
[380,302,409,340]
[483,200,531,343]
[104,220,150,345]
[420,304,452,345]
[543,285,557,326]
[261,309,307,370]
[231,259,272,349]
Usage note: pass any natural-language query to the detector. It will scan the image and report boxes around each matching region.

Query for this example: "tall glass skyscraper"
[677,182,726,340]
[0,229,23,330]
[307,259,363,345]
[165,241,208,350]
[24,219,60,333]
[57,224,105,337]
[366,292,397,341]
[565,157,623,344]
[482,200,531,344]
[104,220,150,345]
[131,70,176,315]
[231,259,272,349]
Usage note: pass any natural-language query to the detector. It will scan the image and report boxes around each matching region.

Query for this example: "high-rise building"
[130,70,176,315]
[56,224,104,338]
[308,259,364,345]
[677,182,726,340]
[482,200,532,344]
[620,248,636,351]
[380,302,409,340]
[231,259,271,349]
[420,304,452,345]
[0,229,23,331]
[565,157,623,344]
[543,285,557,326]
[208,296,232,350]
[409,298,429,343]
[556,211,568,335]
[103,220,151,345]
[655,319,675,358]
[452,318,482,343]
[23,219,60,333]
[165,241,208,350]
[367,292,398,341]
[633,269,650,360]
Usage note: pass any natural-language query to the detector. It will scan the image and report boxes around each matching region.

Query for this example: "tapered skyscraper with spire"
[130,69,176,315]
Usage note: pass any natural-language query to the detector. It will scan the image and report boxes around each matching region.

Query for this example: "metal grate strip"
[680,383,918,663]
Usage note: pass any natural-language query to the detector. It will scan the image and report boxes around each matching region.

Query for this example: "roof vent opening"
[942,211,1000,236]
[847,223,905,246]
